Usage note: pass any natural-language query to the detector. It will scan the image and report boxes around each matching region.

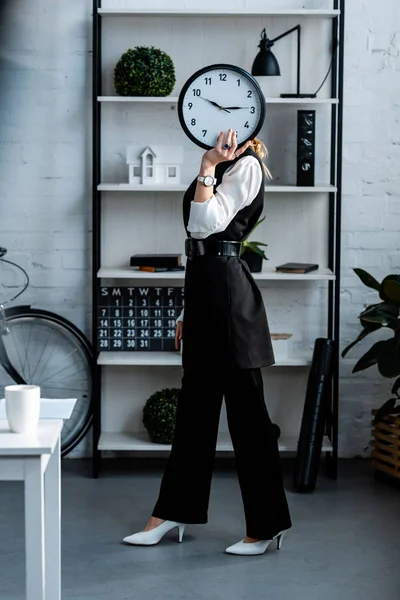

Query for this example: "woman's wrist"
[200,158,216,174]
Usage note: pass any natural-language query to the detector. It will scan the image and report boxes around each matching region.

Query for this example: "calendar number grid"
[97,286,184,352]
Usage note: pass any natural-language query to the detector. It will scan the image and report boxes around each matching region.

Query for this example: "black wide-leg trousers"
[152,365,292,539]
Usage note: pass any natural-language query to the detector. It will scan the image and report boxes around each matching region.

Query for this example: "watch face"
[178,63,266,150]
[204,175,214,186]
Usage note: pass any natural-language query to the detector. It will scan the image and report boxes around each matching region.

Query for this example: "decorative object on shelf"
[297,110,316,186]
[293,337,335,492]
[341,269,400,432]
[275,263,319,274]
[240,215,268,273]
[177,63,266,150]
[114,46,176,97]
[142,387,180,444]
[251,27,316,98]
[126,145,183,185]
[97,286,184,352]
[130,253,182,268]
[271,333,293,360]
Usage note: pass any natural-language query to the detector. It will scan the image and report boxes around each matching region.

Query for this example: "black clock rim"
[177,63,266,151]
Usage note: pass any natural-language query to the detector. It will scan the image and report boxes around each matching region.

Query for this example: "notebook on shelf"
[275,263,319,274]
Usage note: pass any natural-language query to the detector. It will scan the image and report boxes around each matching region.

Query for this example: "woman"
[123,128,292,556]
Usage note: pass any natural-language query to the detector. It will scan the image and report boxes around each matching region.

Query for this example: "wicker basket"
[371,409,400,480]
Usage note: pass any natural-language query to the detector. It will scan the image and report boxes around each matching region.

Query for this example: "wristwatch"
[197,174,217,187]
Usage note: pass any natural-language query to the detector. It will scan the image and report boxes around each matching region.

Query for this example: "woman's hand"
[201,129,252,170]
[175,321,183,350]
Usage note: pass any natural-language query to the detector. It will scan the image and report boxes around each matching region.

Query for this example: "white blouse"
[176,155,263,324]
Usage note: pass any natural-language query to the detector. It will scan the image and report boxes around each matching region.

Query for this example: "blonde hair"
[250,137,272,181]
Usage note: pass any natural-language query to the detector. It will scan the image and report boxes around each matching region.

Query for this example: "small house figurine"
[127,145,183,185]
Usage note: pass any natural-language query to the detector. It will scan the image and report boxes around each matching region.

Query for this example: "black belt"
[185,238,242,259]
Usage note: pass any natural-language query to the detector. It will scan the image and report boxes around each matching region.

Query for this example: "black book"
[130,253,182,268]
[275,262,319,274]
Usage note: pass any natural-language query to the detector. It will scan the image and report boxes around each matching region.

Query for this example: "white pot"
[5,385,41,434]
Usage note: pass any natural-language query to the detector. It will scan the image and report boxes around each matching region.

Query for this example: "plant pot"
[241,249,263,273]
[371,409,400,482]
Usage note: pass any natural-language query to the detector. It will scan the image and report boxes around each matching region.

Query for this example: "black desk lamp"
[251,26,316,99]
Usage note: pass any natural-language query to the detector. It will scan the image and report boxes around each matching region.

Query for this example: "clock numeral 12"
[219,73,227,81]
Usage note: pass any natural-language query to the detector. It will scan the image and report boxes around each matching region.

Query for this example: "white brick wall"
[0,0,399,458]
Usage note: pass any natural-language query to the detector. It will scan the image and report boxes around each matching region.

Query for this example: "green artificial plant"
[142,387,180,444]
[341,268,400,426]
[114,46,176,97]
[240,215,268,260]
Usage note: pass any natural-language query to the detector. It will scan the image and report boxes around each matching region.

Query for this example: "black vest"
[183,146,265,243]
[180,146,275,370]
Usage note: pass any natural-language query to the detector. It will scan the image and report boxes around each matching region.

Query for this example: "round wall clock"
[177,63,266,150]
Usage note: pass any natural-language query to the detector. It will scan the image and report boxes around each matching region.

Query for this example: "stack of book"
[130,253,185,272]
[275,262,319,274]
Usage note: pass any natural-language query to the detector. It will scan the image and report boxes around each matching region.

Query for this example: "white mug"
[5,385,41,434]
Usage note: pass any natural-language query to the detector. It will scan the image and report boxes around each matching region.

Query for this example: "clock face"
[178,63,266,150]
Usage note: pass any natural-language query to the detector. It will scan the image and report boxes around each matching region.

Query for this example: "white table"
[0,399,76,600]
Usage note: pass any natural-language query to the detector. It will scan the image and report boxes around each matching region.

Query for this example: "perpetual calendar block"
[97,286,184,351]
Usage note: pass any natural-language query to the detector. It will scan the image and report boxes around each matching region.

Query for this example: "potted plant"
[341,268,400,481]
[114,46,176,97]
[240,216,268,273]
[142,387,180,444]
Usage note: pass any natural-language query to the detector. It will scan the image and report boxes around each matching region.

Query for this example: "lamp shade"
[251,48,281,77]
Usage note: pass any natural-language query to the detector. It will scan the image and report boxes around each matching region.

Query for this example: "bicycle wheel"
[0,306,93,456]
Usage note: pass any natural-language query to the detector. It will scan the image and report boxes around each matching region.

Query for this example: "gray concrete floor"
[0,458,399,600]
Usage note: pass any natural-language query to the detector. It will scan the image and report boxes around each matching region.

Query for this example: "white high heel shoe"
[123,520,186,546]
[225,528,289,556]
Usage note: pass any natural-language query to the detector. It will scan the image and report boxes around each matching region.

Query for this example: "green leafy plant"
[341,268,400,425]
[240,215,268,260]
[142,387,180,444]
[114,46,176,97]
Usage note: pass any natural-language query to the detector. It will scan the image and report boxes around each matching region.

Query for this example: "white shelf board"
[98,96,339,105]
[98,183,337,193]
[99,9,340,18]
[98,266,335,281]
[98,431,333,453]
[97,351,311,367]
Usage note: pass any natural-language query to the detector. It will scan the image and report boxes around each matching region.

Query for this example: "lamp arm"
[270,25,301,96]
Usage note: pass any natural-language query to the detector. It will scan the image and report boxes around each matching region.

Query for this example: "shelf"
[98,266,335,281]
[98,431,333,453]
[98,96,339,105]
[98,9,340,18]
[97,351,311,367]
[98,183,337,193]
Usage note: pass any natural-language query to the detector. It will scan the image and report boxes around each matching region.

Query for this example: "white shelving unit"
[98,431,333,453]
[98,183,337,192]
[92,2,343,474]
[98,96,339,104]
[98,266,335,281]
[98,8,340,18]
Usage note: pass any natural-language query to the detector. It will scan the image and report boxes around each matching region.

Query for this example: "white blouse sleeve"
[176,308,184,324]
[187,155,263,239]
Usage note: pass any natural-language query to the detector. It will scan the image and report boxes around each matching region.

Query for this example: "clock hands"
[223,106,250,110]
[200,96,231,114]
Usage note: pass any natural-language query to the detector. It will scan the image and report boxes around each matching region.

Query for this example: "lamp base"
[280,93,317,98]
